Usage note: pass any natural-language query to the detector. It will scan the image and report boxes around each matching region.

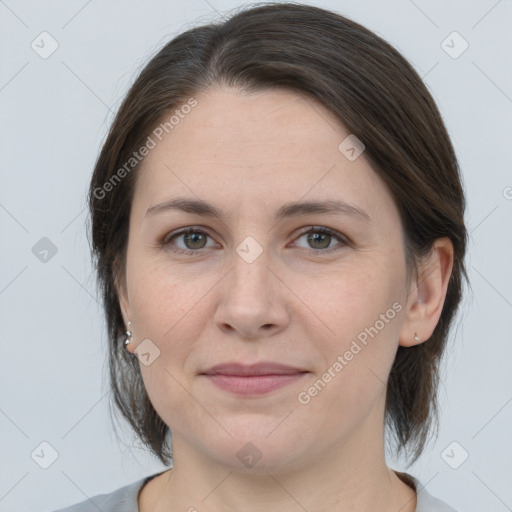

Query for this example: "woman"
[55,3,467,511]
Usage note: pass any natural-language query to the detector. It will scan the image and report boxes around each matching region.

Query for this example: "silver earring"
[413,333,420,342]
[124,321,133,346]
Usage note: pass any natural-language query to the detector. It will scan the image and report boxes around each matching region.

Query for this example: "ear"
[399,237,454,347]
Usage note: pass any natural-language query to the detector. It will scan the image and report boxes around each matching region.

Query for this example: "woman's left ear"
[399,237,454,347]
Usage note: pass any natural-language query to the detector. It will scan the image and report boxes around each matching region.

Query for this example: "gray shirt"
[52,471,458,512]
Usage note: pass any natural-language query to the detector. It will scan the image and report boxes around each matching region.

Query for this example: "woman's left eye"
[292,227,347,254]
[161,226,347,255]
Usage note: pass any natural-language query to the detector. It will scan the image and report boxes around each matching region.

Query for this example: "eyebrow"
[145,197,371,223]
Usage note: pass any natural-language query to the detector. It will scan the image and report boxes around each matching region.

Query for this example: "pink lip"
[201,362,309,395]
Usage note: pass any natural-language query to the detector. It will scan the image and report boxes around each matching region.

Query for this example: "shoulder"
[402,473,459,512]
[51,473,162,512]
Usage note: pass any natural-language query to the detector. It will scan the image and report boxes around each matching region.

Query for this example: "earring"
[124,321,133,346]
[413,332,420,342]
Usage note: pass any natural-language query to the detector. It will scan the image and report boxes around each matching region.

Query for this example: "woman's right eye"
[162,228,217,255]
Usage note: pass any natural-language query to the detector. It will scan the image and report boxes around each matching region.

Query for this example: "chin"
[198,418,315,474]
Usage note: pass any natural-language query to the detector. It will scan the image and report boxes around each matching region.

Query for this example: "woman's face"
[119,86,415,472]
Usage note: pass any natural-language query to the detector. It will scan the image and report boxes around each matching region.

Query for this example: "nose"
[213,246,290,340]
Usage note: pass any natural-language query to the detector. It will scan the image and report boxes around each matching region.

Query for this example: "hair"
[88,1,468,467]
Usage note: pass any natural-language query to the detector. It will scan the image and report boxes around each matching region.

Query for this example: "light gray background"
[1,1,511,511]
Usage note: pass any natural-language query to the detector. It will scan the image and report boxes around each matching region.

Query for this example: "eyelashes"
[162,228,217,254]
[160,226,349,256]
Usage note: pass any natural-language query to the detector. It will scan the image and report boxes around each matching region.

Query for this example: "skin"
[116,86,454,512]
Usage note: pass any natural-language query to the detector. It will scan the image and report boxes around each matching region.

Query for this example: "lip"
[202,362,308,376]
[200,362,309,395]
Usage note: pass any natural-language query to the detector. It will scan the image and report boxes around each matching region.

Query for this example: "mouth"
[200,362,309,395]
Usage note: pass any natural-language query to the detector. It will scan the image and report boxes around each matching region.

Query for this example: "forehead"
[132,86,396,224]
[144,86,347,168]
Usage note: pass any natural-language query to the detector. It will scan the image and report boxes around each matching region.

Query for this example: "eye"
[292,226,347,254]
[162,228,217,255]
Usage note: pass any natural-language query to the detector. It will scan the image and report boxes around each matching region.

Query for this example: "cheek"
[294,282,404,438]
[128,255,206,329]
[302,257,404,339]
[301,262,405,395]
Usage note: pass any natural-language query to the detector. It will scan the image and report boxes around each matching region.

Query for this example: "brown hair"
[88,1,468,466]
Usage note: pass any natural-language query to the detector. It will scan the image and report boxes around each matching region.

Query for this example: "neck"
[144,417,417,512]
